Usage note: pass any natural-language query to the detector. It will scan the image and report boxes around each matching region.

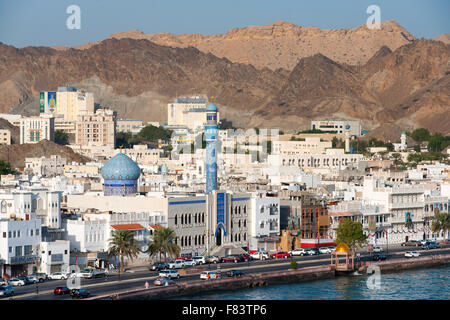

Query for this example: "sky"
[0,0,448,48]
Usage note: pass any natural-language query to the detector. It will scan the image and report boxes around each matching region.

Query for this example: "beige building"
[272,137,332,155]
[20,115,55,144]
[64,164,100,177]
[114,145,163,166]
[24,155,66,177]
[0,129,11,145]
[75,109,116,149]
[167,96,219,131]
[116,120,144,134]
[40,87,94,121]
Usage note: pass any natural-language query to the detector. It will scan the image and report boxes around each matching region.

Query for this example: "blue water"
[177,265,450,300]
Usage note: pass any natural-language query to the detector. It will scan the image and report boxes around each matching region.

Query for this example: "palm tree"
[431,212,450,241]
[147,227,180,262]
[108,230,141,272]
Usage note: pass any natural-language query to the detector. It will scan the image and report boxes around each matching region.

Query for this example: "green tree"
[409,128,430,142]
[107,230,141,272]
[138,125,172,143]
[116,131,136,148]
[335,218,367,251]
[431,212,450,242]
[147,227,180,262]
[54,130,69,145]
[0,160,15,175]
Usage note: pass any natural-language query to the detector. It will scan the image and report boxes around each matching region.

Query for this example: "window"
[36,229,39,236]
[48,251,51,255]
[9,247,12,253]
[13,231,16,238]
[18,231,20,237]
[30,229,33,236]
[65,250,68,255]
[15,246,22,257]
[2,232,5,238]
[8,231,11,238]
[24,245,32,256]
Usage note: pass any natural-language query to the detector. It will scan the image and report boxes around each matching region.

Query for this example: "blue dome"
[101,153,141,181]
[206,103,218,112]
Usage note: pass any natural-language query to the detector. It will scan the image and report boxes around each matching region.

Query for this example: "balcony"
[389,202,424,210]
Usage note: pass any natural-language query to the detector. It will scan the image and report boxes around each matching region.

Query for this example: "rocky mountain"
[55,20,416,71]
[0,22,449,137]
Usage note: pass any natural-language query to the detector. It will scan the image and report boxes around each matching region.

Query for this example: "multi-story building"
[249,193,280,252]
[0,129,11,145]
[167,96,220,131]
[75,109,116,149]
[116,120,145,134]
[311,119,361,137]
[25,156,67,177]
[40,87,94,121]
[20,115,55,144]
[272,137,332,155]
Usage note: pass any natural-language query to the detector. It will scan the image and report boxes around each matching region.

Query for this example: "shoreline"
[89,253,450,300]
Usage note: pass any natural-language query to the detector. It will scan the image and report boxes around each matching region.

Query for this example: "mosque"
[101,152,141,196]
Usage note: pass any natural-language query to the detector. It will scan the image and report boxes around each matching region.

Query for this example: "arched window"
[194,213,197,224]
[202,235,205,245]
[243,233,246,241]
[244,220,246,228]
[174,215,178,225]
[181,237,184,247]
[194,235,197,246]
[238,220,241,228]
[235,234,238,242]
[243,205,247,214]
[202,212,205,223]
[189,214,191,224]
[238,206,241,214]
[188,236,191,246]
[234,207,238,214]
[185,214,188,224]
[238,234,241,242]
[181,214,184,225]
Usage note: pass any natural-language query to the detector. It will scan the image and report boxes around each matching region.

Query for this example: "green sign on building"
[40,92,45,113]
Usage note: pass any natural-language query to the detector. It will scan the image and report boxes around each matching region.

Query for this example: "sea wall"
[90,253,450,300]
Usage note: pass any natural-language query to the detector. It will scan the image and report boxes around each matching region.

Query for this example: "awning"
[111,224,145,230]
[149,224,164,230]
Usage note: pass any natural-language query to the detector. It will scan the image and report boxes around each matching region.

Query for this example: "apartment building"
[75,109,116,149]
[20,115,55,144]
[0,129,11,145]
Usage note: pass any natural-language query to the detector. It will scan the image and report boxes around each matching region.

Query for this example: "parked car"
[0,285,14,297]
[48,272,68,280]
[420,239,433,246]
[175,256,192,261]
[54,286,71,295]
[239,253,251,262]
[32,273,47,283]
[422,241,439,250]
[200,271,221,280]
[319,247,332,254]
[169,260,185,269]
[192,256,206,265]
[221,254,244,263]
[76,268,108,279]
[310,248,320,255]
[8,278,26,287]
[70,288,90,299]
[205,256,220,264]
[26,275,39,284]
[289,248,306,256]
[150,262,170,271]
[153,277,175,286]
[401,240,421,247]
[17,276,33,285]
[270,251,291,259]
[159,269,180,279]
[304,249,319,256]
[183,259,197,267]
[250,251,269,260]
[405,251,421,258]
[372,246,384,253]
[227,270,244,277]
[372,254,387,261]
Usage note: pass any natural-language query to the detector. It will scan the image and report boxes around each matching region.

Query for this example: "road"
[6,244,450,300]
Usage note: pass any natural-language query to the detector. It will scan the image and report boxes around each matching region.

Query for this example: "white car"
[289,248,307,256]
[183,259,197,267]
[48,272,68,280]
[319,247,332,254]
[8,278,25,287]
[169,260,185,269]
[405,251,421,258]
[200,271,220,280]
[159,269,180,279]
[250,252,269,260]
[373,247,384,253]
[192,256,206,265]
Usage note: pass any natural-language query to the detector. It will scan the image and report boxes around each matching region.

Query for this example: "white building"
[38,240,70,275]
[249,193,280,252]
[311,120,361,137]
[20,115,55,144]
[25,156,67,177]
